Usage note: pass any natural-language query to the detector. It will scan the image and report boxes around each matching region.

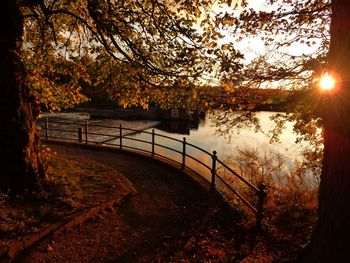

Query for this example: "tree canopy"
[222,0,330,89]
[19,0,331,171]
[21,0,246,110]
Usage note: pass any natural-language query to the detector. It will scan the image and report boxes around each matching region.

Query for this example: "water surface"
[122,111,307,180]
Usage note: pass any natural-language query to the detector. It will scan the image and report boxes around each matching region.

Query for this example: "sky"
[214,0,322,62]
[200,0,327,89]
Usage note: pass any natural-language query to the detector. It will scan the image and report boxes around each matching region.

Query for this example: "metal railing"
[40,117,267,228]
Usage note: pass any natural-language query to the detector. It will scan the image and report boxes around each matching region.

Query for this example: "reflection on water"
[122,111,307,181]
[156,114,204,135]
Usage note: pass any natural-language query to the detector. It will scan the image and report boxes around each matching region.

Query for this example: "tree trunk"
[0,1,45,192]
[303,0,350,261]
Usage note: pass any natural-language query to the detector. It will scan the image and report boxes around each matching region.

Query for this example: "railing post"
[181,137,186,169]
[151,129,155,157]
[211,151,217,191]
[44,117,49,141]
[119,124,122,149]
[85,121,88,144]
[256,183,267,231]
[78,127,83,143]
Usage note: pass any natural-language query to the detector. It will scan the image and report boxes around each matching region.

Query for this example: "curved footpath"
[15,143,241,262]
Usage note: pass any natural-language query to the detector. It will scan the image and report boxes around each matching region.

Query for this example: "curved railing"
[39,117,267,228]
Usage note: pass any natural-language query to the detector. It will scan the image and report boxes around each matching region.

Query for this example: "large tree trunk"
[0,1,45,192]
[303,0,350,261]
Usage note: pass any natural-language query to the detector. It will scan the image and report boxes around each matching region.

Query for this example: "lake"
[120,111,309,181]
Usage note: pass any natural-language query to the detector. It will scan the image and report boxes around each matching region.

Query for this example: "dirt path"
[16,143,225,262]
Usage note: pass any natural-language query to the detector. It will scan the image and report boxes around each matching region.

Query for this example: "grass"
[0,146,132,243]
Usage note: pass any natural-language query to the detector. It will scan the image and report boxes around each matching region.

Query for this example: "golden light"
[319,74,335,91]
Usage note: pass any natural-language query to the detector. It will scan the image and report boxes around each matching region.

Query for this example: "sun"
[320,74,335,91]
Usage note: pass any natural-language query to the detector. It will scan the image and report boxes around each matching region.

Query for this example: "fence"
[40,117,267,228]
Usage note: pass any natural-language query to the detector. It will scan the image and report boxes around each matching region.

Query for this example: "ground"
[0,143,316,262]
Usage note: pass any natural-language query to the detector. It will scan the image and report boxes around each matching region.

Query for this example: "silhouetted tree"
[303,0,350,261]
[226,0,350,260]
[0,1,45,191]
